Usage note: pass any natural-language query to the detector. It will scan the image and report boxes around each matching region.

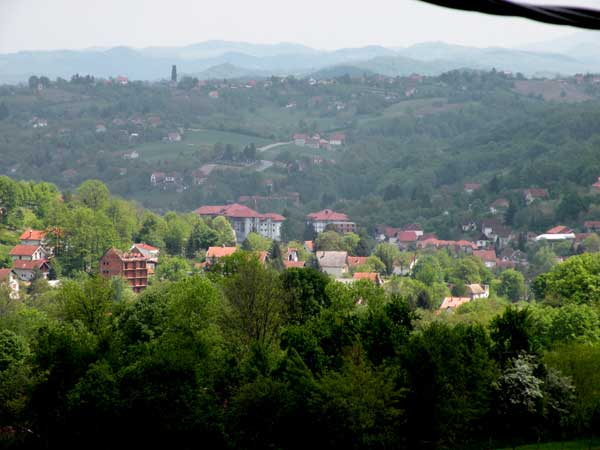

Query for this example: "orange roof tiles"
[347,256,368,267]
[12,259,48,270]
[353,272,380,281]
[440,297,471,310]
[195,203,285,221]
[206,246,237,258]
[284,261,306,269]
[10,245,41,256]
[19,230,46,241]
[307,209,350,221]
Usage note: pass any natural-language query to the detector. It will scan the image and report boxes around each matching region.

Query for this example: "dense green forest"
[2,251,600,449]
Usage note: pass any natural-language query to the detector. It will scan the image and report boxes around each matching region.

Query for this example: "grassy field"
[134,129,272,162]
[260,143,338,161]
[244,106,346,138]
[512,80,592,102]
[496,439,599,450]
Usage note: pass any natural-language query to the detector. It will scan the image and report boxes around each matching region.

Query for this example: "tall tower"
[171,65,177,83]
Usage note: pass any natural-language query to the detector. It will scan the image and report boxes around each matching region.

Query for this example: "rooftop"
[195,203,285,221]
[307,209,351,222]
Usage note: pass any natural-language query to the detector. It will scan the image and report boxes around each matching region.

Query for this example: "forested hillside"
[2,70,600,238]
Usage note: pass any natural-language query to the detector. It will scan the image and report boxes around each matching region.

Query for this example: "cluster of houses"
[292,132,346,149]
[1,229,54,298]
[0,229,164,297]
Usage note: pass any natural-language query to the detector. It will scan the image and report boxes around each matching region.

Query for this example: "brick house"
[99,248,148,293]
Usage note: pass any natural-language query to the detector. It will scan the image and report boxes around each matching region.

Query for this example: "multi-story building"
[195,203,284,242]
[99,248,148,293]
[306,209,356,234]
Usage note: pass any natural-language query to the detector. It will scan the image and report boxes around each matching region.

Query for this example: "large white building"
[195,203,285,242]
[306,209,356,234]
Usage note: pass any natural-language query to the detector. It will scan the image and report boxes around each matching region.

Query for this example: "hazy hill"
[2,36,600,84]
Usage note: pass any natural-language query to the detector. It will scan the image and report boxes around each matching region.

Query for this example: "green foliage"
[241,232,271,252]
[373,243,400,275]
[497,269,526,302]
[534,253,600,305]
[155,255,190,282]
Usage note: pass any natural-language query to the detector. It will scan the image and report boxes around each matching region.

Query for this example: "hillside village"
[3,173,600,316]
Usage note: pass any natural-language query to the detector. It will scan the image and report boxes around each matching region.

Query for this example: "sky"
[0,0,598,53]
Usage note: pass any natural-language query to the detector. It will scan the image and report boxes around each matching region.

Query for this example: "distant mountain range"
[1,32,599,84]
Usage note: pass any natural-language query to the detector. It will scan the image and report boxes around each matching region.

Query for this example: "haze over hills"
[0,32,599,83]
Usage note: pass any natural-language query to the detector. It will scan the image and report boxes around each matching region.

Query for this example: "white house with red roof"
[535,226,575,242]
[293,133,308,146]
[195,203,285,242]
[10,245,49,262]
[306,209,356,234]
[329,133,346,146]
[12,260,50,281]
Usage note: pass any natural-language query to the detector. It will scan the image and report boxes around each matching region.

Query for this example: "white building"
[195,203,284,242]
[306,209,356,234]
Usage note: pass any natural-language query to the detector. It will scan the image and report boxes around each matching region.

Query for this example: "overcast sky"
[0,0,598,53]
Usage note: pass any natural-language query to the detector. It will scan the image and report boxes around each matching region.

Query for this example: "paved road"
[257,141,292,153]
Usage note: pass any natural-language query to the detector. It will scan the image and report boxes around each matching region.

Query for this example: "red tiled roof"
[102,248,147,262]
[284,261,306,269]
[383,227,402,238]
[440,297,471,310]
[546,226,572,234]
[473,249,497,262]
[353,272,380,281]
[10,245,41,256]
[307,209,350,222]
[206,246,237,258]
[418,238,477,250]
[397,231,419,242]
[260,212,286,221]
[195,204,284,221]
[347,256,368,267]
[12,259,48,270]
[0,268,14,281]
[19,230,46,241]
[584,221,600,229]
[133,243,160,251]
[305,240,314,251]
